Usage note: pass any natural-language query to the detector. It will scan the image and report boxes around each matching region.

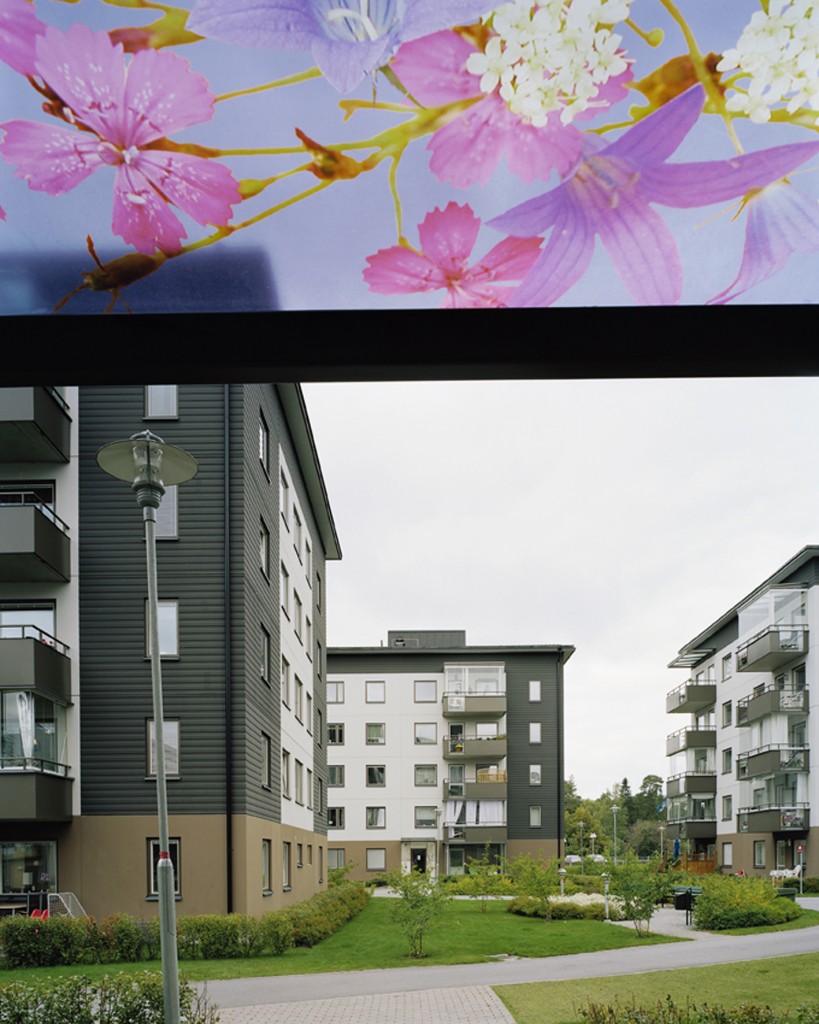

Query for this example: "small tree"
[612,857,670,937]
[461,843,503,911]
[386,870,450,958]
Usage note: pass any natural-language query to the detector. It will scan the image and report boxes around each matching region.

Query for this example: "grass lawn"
[0,899,678,984]
[494,952,819,1024]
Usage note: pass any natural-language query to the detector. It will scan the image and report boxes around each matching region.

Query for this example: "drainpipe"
[224,385,233,913]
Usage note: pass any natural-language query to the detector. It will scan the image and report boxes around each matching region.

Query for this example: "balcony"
[666,772,717,797]
[443,735,507,760]
[737,686,808,725]
[0,766,72,822]
[738,805,810,833]
[736,745,809,779]
[0,503,70,582]
[665,819,716,840]
[445,824,507,844]
[666,727,716,756]
[666,680,716,714]
[736,625,808,672]
[0,628,70,701]
[442,692,506,717]
[0,387,70,463]
[443,770,508,801]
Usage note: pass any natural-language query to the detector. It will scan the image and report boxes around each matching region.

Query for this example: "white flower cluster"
[548,892,626,918]
[465,0,632,126]
[718,0,819,124]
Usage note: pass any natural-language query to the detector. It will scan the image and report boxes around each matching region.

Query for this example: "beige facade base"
[507,839,561,862]
[47,814,327,920]
[717,828,817,879]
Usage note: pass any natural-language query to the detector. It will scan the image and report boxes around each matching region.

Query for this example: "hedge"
[692,876,802,931]
[580,998,819,1024]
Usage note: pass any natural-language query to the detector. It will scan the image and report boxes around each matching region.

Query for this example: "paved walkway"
[203,898,819,1024]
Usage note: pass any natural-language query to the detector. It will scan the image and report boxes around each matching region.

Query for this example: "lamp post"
[97,431,198,1024]
[611,805,619,866]
[558,868,566,896]
[589,832,597,860]
[602,873,610,921]
[578,820,584,859]
[659,824,665,861]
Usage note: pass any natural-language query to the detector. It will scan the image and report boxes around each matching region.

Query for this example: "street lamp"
[659,824,665,860]
[611,805,619,866]
[578,819,584,859]
[589,832,597,859]
[558,868,566,896]
[97,431,198,1024]
[602,873,610,921]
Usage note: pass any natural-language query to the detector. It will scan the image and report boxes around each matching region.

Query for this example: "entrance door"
[411,848,427,873]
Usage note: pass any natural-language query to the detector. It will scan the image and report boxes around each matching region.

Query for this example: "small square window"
[529,680,541,702]
[366,722,386,744]
[328,764,345,787]
[414,722,437,745]
[366,848,386,872]
[147,719,180,777]
[148,837,180,896]
[328,807,345,829]
[414,680,437,703]
[366,806,386,829]
[529,805,542,828]
[366,765,385,786]
[529,722,542,744]
[328,723,344,745]
[144,385,177,419]
[146,599,179,657]
[366,680,385,703]
[415,764,437,786]
[529,764,541,785]
[327,681,344,703]
[722,701,732,727]
[414,806,437,828]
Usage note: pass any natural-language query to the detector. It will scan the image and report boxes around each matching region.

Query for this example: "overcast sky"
[303,377,819,800]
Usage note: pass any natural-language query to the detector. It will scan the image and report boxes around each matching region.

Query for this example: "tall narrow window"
[306,692,313,734]
[295,677,304,721]
[262,839,272,893]
[328,723,344,744]
[260,625,271,682]
[148,838,180,896]
[280,470,290,527]
[282,842,292,889]
[293,507,303,558]
[147,720,180,777]
[327,681,344,703]
[156,485,178,539]
[144,385,177,418]
[281,655,291,707]
[260,520,270,577]
[328,765,345,787]
[295,759,304,804]
[259,413,269,474]
[307,768,313,809]
[145,600,178,657]
[282,749,291,799]
[529,764,542,785]
[529,722,542,744]
[294,591,303,639]
[280,564,289,615]
[261,733,271,788]
[328,807,344,828]
[305,539,312,578]
[529,806,542,827]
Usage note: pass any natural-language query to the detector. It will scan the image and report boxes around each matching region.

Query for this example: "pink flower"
[708,180,819,304]
[0,23,241,254]
[391,30,631,189]
[0,0,45,76]
[363,202,541,308]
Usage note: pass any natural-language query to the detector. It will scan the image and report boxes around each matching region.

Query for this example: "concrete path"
[202,898,819,1024]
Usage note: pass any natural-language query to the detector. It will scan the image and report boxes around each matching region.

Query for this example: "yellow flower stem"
[387,151,407,241]
[339,99,420,116]
[624,18,660,46]
[216,146,309,156]
[216,67,322,102]
[657,0,744,154]
[769,108,819,132]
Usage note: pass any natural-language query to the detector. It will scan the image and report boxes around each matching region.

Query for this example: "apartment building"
[326,630,572,881]
[666,547,817,877]
[0,384,340,918]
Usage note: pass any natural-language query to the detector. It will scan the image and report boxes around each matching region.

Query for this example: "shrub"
[0,915,99,968]
[579,997,819,1024]
[384,870,450,958]
[549,893,626,921]
[506,895,550,918]
[612,859,671,936]
[100,915,147,964]
[800,876,819,894]
[259,911,294,955]
[281,881,370,947]
[693,876,802,931]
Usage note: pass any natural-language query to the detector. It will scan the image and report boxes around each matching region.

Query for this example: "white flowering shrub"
[547,892,626,920]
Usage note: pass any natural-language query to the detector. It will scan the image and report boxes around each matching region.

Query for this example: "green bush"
[506,895,550,918]
[579,997,819,1024]
[800,876,819,894]
[693,876,803,930]
[100,915,148,964]
[0,915,99,968]
[282,881,370,947]
[259,911,294,955]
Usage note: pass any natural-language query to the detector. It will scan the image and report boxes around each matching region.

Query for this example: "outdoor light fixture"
[96,431,198,1024]
[602,873,610,921]
[558,867,566,896]
[611,805,619,867]
[589,831,597,859]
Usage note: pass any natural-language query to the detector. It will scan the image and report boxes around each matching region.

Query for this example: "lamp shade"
[97,431,198,489]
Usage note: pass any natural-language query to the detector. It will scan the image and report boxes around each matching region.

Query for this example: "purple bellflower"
[490,85,819,306]
[187,0,497,94]
[708,180,819,304]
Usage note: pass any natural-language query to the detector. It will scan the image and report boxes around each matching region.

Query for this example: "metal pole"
[144,503,180,1024]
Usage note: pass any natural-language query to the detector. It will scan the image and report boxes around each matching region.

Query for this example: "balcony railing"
[0,757,70,776]
[442,692,506,717]
[0,386,71,462]
[0,767,72,821]
[736,745,809,779]
[0,628,71,701]
[443,735,507,760]
[666,727,716,756]
[666,680,717,714]
[736,625,808,672]
[737,805,810,832]
[0,500,70,582]
[737,686,808,725]
[444,770,508,800]
[665,772,717,797]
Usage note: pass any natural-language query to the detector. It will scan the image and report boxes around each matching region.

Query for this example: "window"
[293,507,303,557]
[147,720,180,777]
[529,722,542,744]
[145,599,178,657]
[305,539,312,578]
[307,845,313,865]
[282,749,291,799]
[414,806,436,828]
[307,768,313,809]
[722,794,733,820]
[316,572,322,609]
[753,840,766,868]
[148,838,180,896]
[327,681,344,703]
[316,777,324,813]
[282,842,292,889]
[144,385,177,418]
[366,680,385,703]
[722,842,733,868]
[328,723,344,745]
[259,413,269,474]
[722,747,732,774]
[328,849,346,870]
[306,692,312,733]
[156,485,177,538]
[316,639,323,678]
[529,764,542,785]
[414,723,437,745]
[722,653,732,680]
[295,677,304,721]
[259,520,270,576]
[366,765,386,786]
[297,843,303,867]
[294,591,303,639]
[476,722,498,739]
[306,617,313,652]
[529,805,542,828]
[280,564,289,615]
[260,625,271,682]
[317,708,323,745]
[366,806,386,829]
[414,680,437,702]
[366,722,385,744]
[415,764,437,786]
[262,839,272,893]
[722,701,732,727]
[529,680,541,702]
[281,655,291,707]
[295,759,304,804]
[1,841,56,893]
[328,807,344,829]
[280,471,290,527]
[328,765,345,787]
[366,848,386,872]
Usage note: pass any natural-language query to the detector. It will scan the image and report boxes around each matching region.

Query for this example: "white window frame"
[529,805,542,828]
[366,680,386,703]
[144,385,177,419]
[529,680,541,702]
[145,599,179,657]
[259,413,269,475]
[529,764,542,785]
[366,806,386,829]
[156,485,178,539]
[147,719,180,777]
[148,838,180,896]
[529,722,542,744]
[722,842,733,868]
[327,681,344,703]
[366,848,386,872]
[414,680,437,703]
